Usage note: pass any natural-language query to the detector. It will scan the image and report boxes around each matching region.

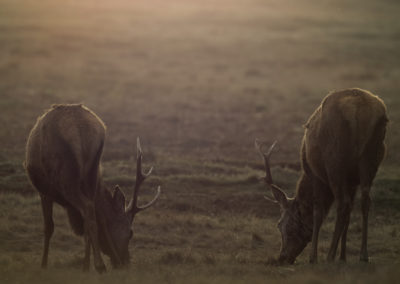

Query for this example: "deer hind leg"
[358,122,386,262]
[310,179,331,264]
[358,149,381,262]
[339,222,348,262]
[339,188,356,261]
[359,185,371,262]
[40,195,54,268]
[83,234,91,271]
[327,187,352,262]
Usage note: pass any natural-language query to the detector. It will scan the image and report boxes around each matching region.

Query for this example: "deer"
[25,104,160,273]
[255,88,388,264]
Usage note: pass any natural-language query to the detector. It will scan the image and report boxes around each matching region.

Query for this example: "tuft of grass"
[159,250,196,265]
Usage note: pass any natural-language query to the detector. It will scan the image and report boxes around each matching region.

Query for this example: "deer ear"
[112,185,126,211]
[270,185,289,209]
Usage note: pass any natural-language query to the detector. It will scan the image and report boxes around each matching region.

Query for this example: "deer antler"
[126,138,161,215]
[255,139,277,184]
[255,139,289,207]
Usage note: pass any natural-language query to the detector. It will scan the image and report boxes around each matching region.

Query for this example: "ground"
[1,0,400,283]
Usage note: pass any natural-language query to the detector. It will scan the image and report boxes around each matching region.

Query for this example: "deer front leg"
[310,193,323,264]
[40,195,54,268]
[82,202,106,273]
[360,186,371,262]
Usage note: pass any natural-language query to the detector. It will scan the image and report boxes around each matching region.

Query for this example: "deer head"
[255,140,310,264]
[99,138,160,268]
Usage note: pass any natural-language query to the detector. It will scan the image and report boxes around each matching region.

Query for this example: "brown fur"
[263,88,387,264]
[25,104,159,272]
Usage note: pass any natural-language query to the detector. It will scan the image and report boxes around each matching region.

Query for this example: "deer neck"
[293,173,316,236]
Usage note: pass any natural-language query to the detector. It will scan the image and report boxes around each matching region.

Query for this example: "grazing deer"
[256,88,387,264]
[25,104,160,273]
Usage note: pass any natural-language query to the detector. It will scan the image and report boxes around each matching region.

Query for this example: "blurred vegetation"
[1,0,400,283]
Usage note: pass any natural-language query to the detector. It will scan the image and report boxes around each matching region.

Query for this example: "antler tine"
[255,139,277,184]
[135,186,161,213]
[144,166,153,177]
[127,137,148,213]
[135,137,154,178]
[136,137,143,176]
[131,138,144,211]
[264,195,278,204]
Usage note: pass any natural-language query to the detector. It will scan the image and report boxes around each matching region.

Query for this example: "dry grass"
[1,0,400,282]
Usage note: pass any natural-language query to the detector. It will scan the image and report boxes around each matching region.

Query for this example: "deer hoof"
[95,263,106,273]
[97,263,107,273]
[326,254,335,263]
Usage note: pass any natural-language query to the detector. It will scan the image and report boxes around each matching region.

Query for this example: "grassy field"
[1,0,400,283]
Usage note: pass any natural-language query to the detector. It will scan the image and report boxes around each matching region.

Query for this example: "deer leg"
[85,202,106,273]
[339,221,348,261]
[40,195,54,268]
[82,201,106,273]
[339,188,355,262]
[310,205,323,264]
[340,207,350,262]
[360,186,371,262]
[357,119,386,262]
[310,188,324,264]
[327,192,351,262]
[83,234,91,271]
